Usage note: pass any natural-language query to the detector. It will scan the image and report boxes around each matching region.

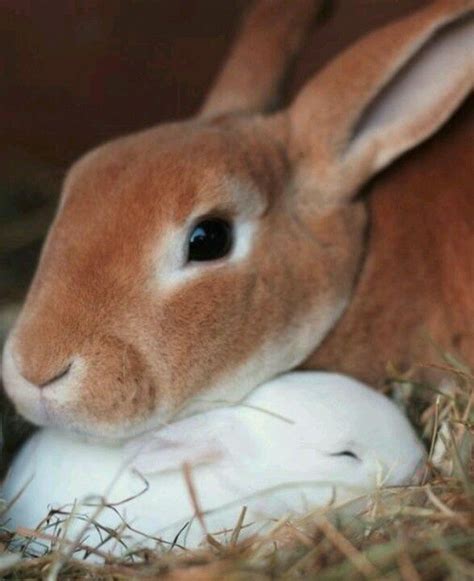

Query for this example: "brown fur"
[2,0,473,438]
[304,98,474,385]
[6,115,364,437]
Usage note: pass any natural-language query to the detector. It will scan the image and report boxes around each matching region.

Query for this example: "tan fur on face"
[6,115,364,438]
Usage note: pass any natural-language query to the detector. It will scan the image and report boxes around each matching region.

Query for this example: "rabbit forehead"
[63,130,264,227]
[32,121,277,306]
[245,373,415,447]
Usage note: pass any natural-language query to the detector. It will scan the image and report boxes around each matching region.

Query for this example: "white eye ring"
[152,217,256,290]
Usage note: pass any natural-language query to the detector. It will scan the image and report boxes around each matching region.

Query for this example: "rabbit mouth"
[1,327,170,441]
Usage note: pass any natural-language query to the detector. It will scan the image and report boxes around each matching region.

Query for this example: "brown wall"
[1,1,428,167]
[0,1,428,302]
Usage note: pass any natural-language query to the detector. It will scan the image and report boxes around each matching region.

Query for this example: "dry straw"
[0,359,472,580]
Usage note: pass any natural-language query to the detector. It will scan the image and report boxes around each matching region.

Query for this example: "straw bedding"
[0,358,472,580]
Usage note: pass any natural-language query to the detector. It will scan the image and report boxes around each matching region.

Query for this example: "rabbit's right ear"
[288,0,473,205]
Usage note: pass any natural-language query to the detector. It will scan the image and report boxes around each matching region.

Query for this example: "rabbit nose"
[2,340,74,391]
[36,362,73,389]
[15,358,74,391]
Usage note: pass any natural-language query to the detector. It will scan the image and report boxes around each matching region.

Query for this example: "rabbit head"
[2,0,473,440]
[3,372,425,553]
[238,372,425,489]
[2,117,364,440]
[131,372,425,491]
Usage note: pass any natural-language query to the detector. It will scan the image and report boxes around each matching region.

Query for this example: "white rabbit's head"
[238,373,425,488]
[129,372,425,491]
[2,0,472,439]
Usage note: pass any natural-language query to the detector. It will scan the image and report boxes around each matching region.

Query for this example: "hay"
[0,363,472,580]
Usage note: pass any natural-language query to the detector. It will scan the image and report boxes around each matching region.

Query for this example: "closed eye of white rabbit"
[2,372,425,557]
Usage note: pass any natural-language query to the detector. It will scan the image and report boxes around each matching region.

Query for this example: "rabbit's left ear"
[288,0,473,203]
[126,410,240,475]
[200,0,321,118]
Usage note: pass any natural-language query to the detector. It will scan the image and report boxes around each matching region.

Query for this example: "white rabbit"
[3,372,425,557]
[2,1,473,442]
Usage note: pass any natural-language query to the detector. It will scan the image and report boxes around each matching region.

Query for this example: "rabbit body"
[1,1,473,441]
[3,372,424,554]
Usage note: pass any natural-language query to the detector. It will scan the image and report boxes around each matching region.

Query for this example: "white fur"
[3,372,424,559]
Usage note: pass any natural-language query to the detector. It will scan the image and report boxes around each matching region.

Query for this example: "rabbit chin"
[2,294,347,441]
[0,346,255,443]
[3,347,292,443]
[4,389,172,445]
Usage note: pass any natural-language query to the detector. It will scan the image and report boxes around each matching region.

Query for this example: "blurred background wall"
[0,0,427,333]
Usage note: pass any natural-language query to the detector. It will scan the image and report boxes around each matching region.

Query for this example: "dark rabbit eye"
[188,218,233,262]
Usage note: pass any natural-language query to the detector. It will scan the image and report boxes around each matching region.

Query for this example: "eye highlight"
[187,218,233,262]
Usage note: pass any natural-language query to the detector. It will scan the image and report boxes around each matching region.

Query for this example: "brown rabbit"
[2,0,473,440]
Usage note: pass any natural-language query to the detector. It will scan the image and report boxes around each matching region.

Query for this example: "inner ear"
[349,14,473,166]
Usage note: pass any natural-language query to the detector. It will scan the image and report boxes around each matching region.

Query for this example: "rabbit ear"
[126,410,242,475]
[288,0,473,203]
[199,0,322,118]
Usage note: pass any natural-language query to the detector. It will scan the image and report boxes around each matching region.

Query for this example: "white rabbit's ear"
[200,0,322,118]
[126,410,242,476]
[289,0,473,203]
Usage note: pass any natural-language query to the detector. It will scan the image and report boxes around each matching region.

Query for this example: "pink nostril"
[37,362,73,389]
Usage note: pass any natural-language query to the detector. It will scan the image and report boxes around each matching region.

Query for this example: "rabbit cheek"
[147,270,257,405]
[71,339,157,431]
